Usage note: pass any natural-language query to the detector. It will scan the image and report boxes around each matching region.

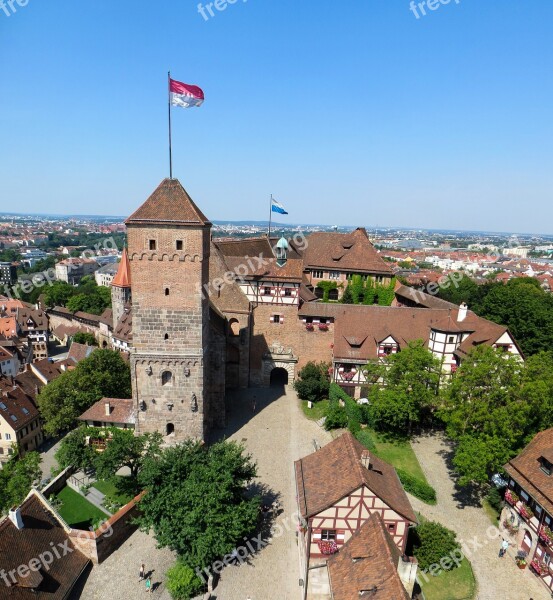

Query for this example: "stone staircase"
[85,487,111,516]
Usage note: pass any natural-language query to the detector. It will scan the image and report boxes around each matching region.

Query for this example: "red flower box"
[505,489,519,506]
[305,323,314,331]
[318,324,329,331]
[318,540,338,555]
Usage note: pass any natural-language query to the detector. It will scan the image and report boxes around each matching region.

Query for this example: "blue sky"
[1,0,552,233]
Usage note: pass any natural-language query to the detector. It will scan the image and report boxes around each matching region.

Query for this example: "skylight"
[10,415,17,422]
[0,402,6,410]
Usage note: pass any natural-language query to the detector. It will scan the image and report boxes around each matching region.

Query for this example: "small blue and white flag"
[271,198,288,215]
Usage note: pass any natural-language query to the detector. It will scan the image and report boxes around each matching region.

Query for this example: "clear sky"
[1,0,552,233]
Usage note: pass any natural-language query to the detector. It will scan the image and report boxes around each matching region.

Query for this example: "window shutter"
[280,314,284,324]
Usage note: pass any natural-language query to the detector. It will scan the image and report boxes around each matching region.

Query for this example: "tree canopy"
[136,440,260,572]
[364,340,443,434]
[294,361,330,403]
[37,349,131,436]
[0,452,42,514]
[43,276,111,315]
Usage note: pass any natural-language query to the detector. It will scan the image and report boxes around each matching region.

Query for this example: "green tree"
[137,440,260,572]
[342,285,354,304]
[294,361,330,403]
[72,332,98,346]
[412,521,461,571]
[55,427,98,471]
[166,561,204,600]
[439,345,527,485]
[95,429,163,482]
[43,281,75,307]
[0,452,42,514]
[364,340,442,435]
[37,349,131,435]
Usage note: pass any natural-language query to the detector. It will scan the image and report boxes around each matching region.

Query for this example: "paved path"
[76,386,330,600]
[410,434,548,600]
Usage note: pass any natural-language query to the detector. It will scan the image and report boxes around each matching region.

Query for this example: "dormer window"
[541,457,553,476]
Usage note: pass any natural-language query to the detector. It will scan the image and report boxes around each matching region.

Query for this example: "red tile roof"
[0,382,39,431]
[126,178,211,226]
[295,432,416,523]
[328,513,410,600]
[303,229,393,275]
[504,428,553,516]
[78,397,135,425]
[0,492,90,599]
[111,247,131,288]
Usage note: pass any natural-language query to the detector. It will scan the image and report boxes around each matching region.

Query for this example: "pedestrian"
[251,395,256,413]
[499,538,509,558]
[139,564,145,581]
[145,576,152,593]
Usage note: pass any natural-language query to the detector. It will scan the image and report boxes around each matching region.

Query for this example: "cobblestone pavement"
[76,386,330,600]
[410,433,548,600]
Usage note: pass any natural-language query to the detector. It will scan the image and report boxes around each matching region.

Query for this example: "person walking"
[251,395,257,413]
[499,538,509,558]
[145,576,152,593]
[139,564,145,581]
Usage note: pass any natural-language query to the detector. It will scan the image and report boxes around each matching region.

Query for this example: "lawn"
[370,430,427,482]
[93,476,134,506]
[300,399,330,421]
[418,557,477,600]
[56,486,108,530]
[481,498,501,525]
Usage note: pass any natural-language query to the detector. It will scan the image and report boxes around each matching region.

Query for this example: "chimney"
[458,302,468,322]
[360,451,371,471]
[60,364,67,372]
[105,401,111,416]
[9,507,24,530]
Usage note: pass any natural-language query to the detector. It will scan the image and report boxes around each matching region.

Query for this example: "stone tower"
[111,246,131,329]
[125,179,212,442]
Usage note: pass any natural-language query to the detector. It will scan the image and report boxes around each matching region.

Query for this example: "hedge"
[327,383,366,434]
[396,468,437,505]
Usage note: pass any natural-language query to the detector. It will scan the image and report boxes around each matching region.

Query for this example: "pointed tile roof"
[125,178,211,226]
[112,247,131,288]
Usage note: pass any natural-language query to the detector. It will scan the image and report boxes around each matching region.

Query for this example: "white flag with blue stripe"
[271,198,288,215]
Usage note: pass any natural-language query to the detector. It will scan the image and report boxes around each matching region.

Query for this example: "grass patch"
[370,430,427,481]
[300,399,330,421]
[93,476,134,506]
[56,486,107,529]
[418,557,477,600]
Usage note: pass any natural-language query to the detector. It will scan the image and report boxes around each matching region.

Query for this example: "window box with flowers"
[519,503,534,521]
[530,559,549,577]
[318,540,339,555]
[342,371,356,381]
[318,323,329,332]
[305,323,314,331]
[539,525,553,545]
[505,489,519,506]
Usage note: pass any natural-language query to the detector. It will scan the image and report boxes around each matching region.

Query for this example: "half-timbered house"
[295,432,417,598]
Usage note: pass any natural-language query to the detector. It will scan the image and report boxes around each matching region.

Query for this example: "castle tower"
[125,179,212,441]
[111,247,131,329]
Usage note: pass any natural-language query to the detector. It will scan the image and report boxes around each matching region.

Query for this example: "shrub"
[294,362,330,403]
[396,469,437,505]
[324,403,348,430]
[166,561,204,600]
[412,521,460,571]
[355,430,376,452]
[486,487,503,514]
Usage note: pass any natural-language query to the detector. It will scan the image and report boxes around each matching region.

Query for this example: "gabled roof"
[78,397,135,425]
[113,305,132,343]
[66,342,95,364]
[328,513,410,600]
[295,432,416,523]
[111,247,131,288]
[504,428,553,516]
[303,228,393,275]
[0,492,90,599]
[125,178,211,226]
[0,383,39,431]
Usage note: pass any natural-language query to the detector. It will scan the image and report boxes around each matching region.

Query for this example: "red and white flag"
[169,78,205,108]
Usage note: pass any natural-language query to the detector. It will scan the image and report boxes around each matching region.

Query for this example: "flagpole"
[268,194,273,239]
[168,71,173,179]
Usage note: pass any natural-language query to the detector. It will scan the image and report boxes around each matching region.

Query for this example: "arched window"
[166,423,175,436]
[165,288,170,296]
[229,318,240,336]
[164,333,169,341]
[161,371,173,386]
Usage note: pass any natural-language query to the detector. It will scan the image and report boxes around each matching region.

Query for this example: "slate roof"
[327,513,410,600]
[126,179,211,226]
[295,432,416,523]
[0,492,90,599]
[78,398,135,425]
[303,228,393,275]
[504,428,553,516]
